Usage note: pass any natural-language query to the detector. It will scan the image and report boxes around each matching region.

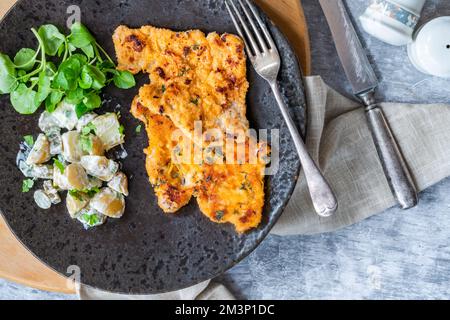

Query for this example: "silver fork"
[225,0,338,217]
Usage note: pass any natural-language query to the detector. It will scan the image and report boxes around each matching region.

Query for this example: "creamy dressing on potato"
[17,107,129,230]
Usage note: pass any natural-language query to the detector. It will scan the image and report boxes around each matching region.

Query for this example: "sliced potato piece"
[19,162,54,179]
[46,127,63,156]
[76,113,98,132]
[65,163,90,191]
[34,190,52,210]
[53,163,69,190]
[91,113,124,150]
[61,131,84,163]
[90,187,125,218]
[107,172,129,196]
[26,134,51,165]
[52,101,78,130]
[38,111,60,133]
[53,163,90,191]
[80,155,119,181]
[43,180,61,205]
[87,176,103,190]
[66,191,90,218]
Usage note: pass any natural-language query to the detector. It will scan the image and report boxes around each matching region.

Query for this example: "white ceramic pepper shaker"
[360,0,427,46]
[408,17,450,78]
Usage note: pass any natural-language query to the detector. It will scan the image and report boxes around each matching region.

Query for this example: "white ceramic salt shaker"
[407,17,450,78]
[360,0,427,46]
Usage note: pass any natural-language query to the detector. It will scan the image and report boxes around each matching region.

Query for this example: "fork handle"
[270,83,338,217]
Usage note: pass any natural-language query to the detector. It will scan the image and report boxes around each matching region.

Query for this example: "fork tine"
[244,0,276,50]
[225,0,253,57]
[226,0,261,56]
[237,0,268,51]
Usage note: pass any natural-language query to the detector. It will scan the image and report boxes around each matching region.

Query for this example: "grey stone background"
[1,0,449,300]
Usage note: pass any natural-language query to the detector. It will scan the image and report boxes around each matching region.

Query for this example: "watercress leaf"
[53,54,86,91]
[65,87,85,104]
[46,62,57,74]
[75,102,89,118]
[53,69,74,91]
[10,83,40,114]
[83,92,101,110]
[80,44,95,59]
[14,48,36,71]
[45,91,64,113]
[0,53,17,94]
[97,60,115,71]
[17,70,26,77]
[82,65,106,90]
[113,70,136,89]
[68,43,77,53]
[38,24,65,56]
[35,71,52,104]
[70,53,88,65]
[78,70,93,89]
[57,43,65,57]
[69,22,95,48]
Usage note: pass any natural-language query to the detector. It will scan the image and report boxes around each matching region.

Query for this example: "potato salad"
[17,104,129,229]
[0,22,136,229]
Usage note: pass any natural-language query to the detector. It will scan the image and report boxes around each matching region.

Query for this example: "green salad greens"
[0,22,135,117]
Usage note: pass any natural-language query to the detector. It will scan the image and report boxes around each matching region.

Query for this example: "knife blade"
[319,0,378,95]
[319,0,418,209]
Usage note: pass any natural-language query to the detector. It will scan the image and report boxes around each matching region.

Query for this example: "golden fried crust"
[195,163,265,234]
[131,97,193,213]
[116,26,267,232]
[114,26,249,137]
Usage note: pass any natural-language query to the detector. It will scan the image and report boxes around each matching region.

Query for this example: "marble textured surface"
[1,0,450,300]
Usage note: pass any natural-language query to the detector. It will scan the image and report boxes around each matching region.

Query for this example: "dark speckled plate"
[0,0,305,294]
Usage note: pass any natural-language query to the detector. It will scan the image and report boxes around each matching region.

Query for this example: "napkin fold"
[273,76,450,235]
[79,76,450,299]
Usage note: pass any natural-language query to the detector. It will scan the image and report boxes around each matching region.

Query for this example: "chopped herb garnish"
[81,213,100,226]
[69,190,84,201]
[80,134,93,153]
[161,84,166,93]
[23,135,34,147]
[53,158,65,173]
[240,181,252,191]
[70,187,100,200]
[82,122,96,135]
[119,124,125,136]
[135,124,142,133]
[178,67,190,77]
[192,44,200,50]
[83,187,100,198]
[215,210,225,221]
[22,179,34,193]
[190,97,199,105]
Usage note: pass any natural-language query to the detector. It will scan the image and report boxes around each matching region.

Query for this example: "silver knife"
[319,0,418,209]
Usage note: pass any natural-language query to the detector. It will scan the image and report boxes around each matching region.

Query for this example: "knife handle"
[362,94,418,209]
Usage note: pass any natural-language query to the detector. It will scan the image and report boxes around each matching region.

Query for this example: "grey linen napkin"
[78,76,450,299]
